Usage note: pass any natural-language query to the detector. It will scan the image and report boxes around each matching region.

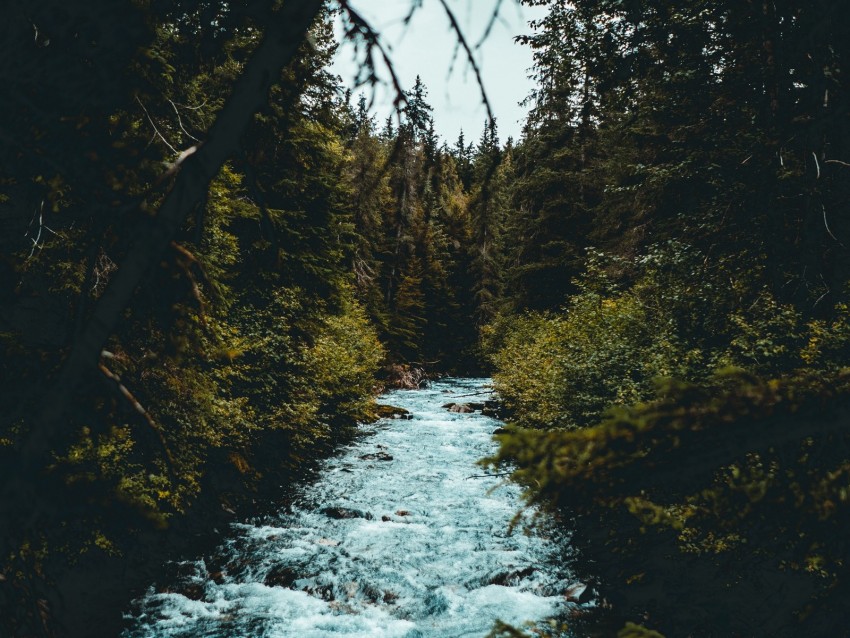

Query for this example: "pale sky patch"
[332,0,548,145]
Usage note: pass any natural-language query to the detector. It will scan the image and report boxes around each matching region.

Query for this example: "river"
[123,378,574,637]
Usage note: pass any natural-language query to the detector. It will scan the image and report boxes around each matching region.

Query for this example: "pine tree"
[469,120,507,325]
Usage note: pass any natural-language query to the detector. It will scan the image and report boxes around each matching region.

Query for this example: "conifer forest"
[2,1,850,636]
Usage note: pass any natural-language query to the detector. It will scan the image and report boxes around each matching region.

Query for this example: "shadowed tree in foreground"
[0,1,511,635]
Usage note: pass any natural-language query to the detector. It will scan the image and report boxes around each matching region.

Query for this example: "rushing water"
[124,378,573,638]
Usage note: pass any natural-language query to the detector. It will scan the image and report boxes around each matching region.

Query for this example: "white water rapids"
[123,378,574,637]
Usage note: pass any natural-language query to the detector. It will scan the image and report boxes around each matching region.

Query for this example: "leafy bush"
[489,245,703,428]
[487,370,850,637]
[487,242,850,636]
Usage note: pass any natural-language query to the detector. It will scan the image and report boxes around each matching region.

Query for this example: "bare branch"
[338,1,409,112]
[474,0,508,50]
[90,249,118,297]
[169,99,201,143]
[466,471,512,479]
[434,0,495,127]
[98,359,177,476]
[823,205,843,246]
[825,159,850,168]
[174,99,209,111]
[136,96,178,155]
[24,202,60,260]
[402,0,424,27]
[813,274,831,309]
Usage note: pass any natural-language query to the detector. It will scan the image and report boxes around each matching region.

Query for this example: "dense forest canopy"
[1,0,849,636]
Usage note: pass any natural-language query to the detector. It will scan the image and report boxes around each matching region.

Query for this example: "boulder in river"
[380,364,428,390]
[442,401,497,414]
[372,404,411,420]
[442,402,475,413]
[264,566,298,589]
[321,506,373,520]
[489,566,536,586]
[208,571,225,585]
[360,451,393,461]
[564,582,593,603]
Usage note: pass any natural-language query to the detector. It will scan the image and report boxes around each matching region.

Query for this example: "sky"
[331,0,548,146]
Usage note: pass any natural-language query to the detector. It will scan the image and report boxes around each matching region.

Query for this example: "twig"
[822,205,843,246]
[169,99,201,143]
[338,1,409,111]
[434,0,495,128]
[136,96,178,155]
[475,0,507,50]
[24,202,59,260]
[174,99,208,111]
[170,242,208,325]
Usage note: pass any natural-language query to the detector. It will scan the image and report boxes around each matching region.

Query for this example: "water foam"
[124,379,571,637]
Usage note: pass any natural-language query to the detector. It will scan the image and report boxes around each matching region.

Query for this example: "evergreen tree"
[469,120,507,325]
[403,75,434,144]
[451,129,474,189]
[487,2,850,636]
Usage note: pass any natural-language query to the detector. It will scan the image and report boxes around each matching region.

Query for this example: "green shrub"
[490,246,700,428]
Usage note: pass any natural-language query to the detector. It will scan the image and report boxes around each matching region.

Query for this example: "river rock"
[492,427,510,435]
[304,583,336,601]
[489,566,535,586]
[564,582,593,603]
[373,404,411,420]
[443,402,474,413]
[181,583,205,601]
[264,566,298,589]
[157,579,206,601]
[344,580,359,598]
[322,506,373,520]
[381,364,428,390]
[360,451,393,461]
